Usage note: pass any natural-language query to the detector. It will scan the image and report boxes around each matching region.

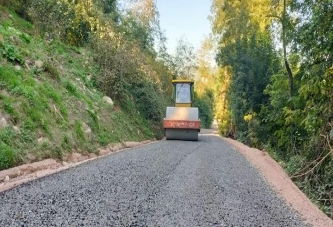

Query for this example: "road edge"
[222,137,333,227]
[0,140,155,193]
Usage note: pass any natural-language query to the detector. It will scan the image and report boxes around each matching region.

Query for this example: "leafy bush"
[1,41,25,64]
[285,155,307,176]
[74,120,85,143]
[129,80,164,122]
[27,0,91,46]
[61,133,72,151]
[0,142,16,170]
[0,127,16,145]
[19,32,31,43]
[128,80,166,139]
[64,80,80,97]
[193,91,214,128]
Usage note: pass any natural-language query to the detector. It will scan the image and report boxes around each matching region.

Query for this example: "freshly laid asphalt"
[0,135,308,226]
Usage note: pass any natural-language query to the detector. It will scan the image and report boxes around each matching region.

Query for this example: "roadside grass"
[0,7,155,170]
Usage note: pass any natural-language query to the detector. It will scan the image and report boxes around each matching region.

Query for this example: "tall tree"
[211,0,279,141]
[196,37,216,96]
[173,37,196,79]
[269,0,295,96]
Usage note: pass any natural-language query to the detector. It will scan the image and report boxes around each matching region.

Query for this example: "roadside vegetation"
[0,0,175,170]
[210,0,333,218]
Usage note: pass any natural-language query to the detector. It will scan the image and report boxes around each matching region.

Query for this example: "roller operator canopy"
[172,80,194,106]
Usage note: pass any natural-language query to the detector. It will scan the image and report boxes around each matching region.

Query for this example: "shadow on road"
[200,128,219,135]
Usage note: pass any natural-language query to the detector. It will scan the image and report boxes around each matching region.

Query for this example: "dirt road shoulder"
[223,137,333,227]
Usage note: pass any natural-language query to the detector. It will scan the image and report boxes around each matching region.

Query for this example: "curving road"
[0,135,308,226]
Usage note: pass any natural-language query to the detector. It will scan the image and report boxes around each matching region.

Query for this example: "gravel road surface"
[0,135,308,226]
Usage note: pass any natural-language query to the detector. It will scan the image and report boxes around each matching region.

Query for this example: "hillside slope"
[0,7,156,170]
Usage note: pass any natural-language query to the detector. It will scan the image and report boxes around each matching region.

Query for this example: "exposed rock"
[13,126,20,134]
[111,143,124,151]
[25,59,32,65]
[62,161,68,166]
[34,60,43,69]
[19,159,58,174]
[0,118,8,129]
[0,34,4,44]
[82,122,91,134]
[98,148,109,156]
[103,96,114,106]
[141,140,152,144]
[10,168,21,177]
[10,36,20,44]
[124,141,140,148]
[37,137,49,145]
[67,153,83,163]
[89,153,97,159]
[4,175,9,182]
[26,153,36,163]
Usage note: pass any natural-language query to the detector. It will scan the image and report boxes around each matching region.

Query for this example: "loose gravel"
[0,135,308,226]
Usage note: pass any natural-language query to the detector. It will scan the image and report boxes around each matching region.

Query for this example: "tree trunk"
[282,0,293,97]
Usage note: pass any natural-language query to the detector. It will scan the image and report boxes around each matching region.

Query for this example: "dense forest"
[211,0,333,217]
[0,0,332,219]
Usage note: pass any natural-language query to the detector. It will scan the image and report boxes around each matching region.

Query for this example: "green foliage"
[193,91,214,128]
[1,19,13,29]
[2,97,19,123]
[129,81,164,122]
[25,0,91,46]
[0,66,21,89]
[0,142,16,170]
[51,146,63,160]
[64,80,80,97]
[19,32,31,43]
[217,33,279,141]
[1,41,25,64]
[61,133,72,151]
[212,0,333,217]
[98,131,110,147]
[0,127,16,145]
[173,37,196,79]
[0,0,169,172]
[44,61,60,81]
[74,120,85,143]
[128,80,167,139]
[92,31,172,139]
[285,155,307,176]
[20,118,36,143]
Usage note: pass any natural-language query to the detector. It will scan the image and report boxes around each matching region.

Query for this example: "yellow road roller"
[163,79,201,141]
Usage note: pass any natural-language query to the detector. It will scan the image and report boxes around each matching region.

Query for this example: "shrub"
[0,127,16,145]
[64,80,79,97]
[0,142,16,170]
[285,155,307,176]
[44,61,60,81]
[193,91,214,128]
[1,41,25,64]
[74,120,85,143]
